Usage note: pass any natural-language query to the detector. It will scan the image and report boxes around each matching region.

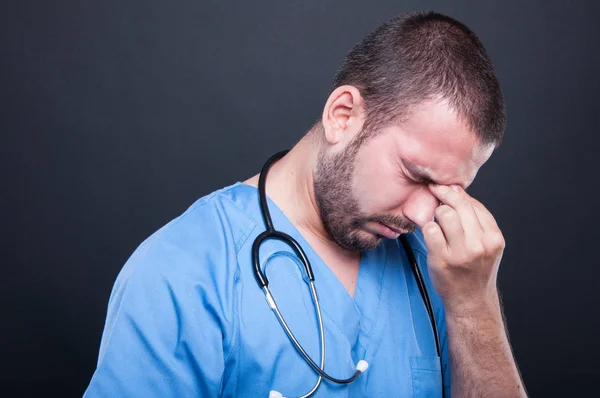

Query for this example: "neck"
[244,132,363,296]
[245,134,344,253]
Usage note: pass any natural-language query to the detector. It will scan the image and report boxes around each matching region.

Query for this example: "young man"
[85,11,526,397]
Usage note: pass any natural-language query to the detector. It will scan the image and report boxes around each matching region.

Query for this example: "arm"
[424,184,527,398]
[84,238,233,397]
[445,292,525,397]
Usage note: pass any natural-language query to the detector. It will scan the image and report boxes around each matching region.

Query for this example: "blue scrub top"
[84,182,451,397]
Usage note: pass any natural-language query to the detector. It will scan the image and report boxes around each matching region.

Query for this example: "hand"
[423,184,505,315]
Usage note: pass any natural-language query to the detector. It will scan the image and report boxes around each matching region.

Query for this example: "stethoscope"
[252,150,444,398]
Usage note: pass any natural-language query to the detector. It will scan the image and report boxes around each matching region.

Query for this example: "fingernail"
[450,185,460,192]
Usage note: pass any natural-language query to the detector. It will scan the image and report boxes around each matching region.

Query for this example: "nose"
[401,186,440,229]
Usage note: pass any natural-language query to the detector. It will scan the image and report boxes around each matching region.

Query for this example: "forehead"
[386,98,494,188]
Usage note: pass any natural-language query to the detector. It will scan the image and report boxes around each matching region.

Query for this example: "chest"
[297,229,362,298]
[221,241,443,397]
[321,254,361,297]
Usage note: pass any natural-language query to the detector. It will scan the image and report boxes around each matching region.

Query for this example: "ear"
[320,85,366,146]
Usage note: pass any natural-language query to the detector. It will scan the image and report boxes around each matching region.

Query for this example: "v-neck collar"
[236,182,388,357]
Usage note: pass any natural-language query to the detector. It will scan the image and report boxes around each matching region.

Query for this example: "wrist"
[444,293,508,351]
[444,290,502,322]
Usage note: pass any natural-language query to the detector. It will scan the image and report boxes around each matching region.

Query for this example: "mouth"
[371,222,406,239]
[381,222,409,235]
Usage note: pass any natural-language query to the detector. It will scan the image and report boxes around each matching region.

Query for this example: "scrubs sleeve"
[84,205,243,397]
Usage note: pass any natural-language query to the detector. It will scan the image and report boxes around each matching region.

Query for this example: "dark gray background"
[2,0,598,396]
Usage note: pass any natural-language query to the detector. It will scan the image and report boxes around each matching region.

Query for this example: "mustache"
[361,214,417,233]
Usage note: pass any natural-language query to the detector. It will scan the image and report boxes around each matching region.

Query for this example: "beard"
[313,133,416,252]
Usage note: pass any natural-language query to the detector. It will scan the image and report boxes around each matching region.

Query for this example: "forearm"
[446,293,527,398]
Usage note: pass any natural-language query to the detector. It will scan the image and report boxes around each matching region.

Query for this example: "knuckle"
[486,231,505,251]
[451,254,472,269]
[467,242,486,258]
[457,200,473,213]
[435,205,454,219]
[445,190,461,205]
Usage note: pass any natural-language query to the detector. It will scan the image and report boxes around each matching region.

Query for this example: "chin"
[353,231,385,252]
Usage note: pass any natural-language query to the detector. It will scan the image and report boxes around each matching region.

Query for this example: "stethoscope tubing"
[253,150,444,398]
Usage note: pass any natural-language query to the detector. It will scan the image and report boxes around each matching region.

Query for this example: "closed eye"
[401,158,437,186]
[410,176,433,185]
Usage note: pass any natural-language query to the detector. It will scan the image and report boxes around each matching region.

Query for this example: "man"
[85,11,526,397]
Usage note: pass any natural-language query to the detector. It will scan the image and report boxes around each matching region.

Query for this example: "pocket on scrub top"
[410,356,443,397]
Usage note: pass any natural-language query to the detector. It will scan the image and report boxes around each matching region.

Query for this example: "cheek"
[352,159,412,213]
[371,180,413,213]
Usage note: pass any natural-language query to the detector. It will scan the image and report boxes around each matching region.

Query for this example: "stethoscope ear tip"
[356,360,369,373]
[269,390,284,398]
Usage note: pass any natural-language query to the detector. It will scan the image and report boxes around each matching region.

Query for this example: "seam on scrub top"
[319,310,356,354]
[161,194,248,394]
[168,181,252,230]
[215,193,259,392]
[360,242,389,361]
[217,191,263,358]
[217,184,264,226]
[224,223,259,396]
[220,246,244,394]
[217,193,259,253]
[218,185,296,394]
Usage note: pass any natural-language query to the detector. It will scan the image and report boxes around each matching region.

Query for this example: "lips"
[381,223,407,235]
[374,222,402,239]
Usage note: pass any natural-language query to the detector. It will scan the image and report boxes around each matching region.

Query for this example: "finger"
[429,184,484,242]
[469,197,505,251]
[433,204,465,249]
[465,195,500,233]
[422,221,449,257]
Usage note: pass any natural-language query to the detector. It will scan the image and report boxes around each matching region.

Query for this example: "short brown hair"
[329,11,506,146]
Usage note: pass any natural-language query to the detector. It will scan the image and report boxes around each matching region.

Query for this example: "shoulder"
[150,182,259,259]
[113,182,261,296]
